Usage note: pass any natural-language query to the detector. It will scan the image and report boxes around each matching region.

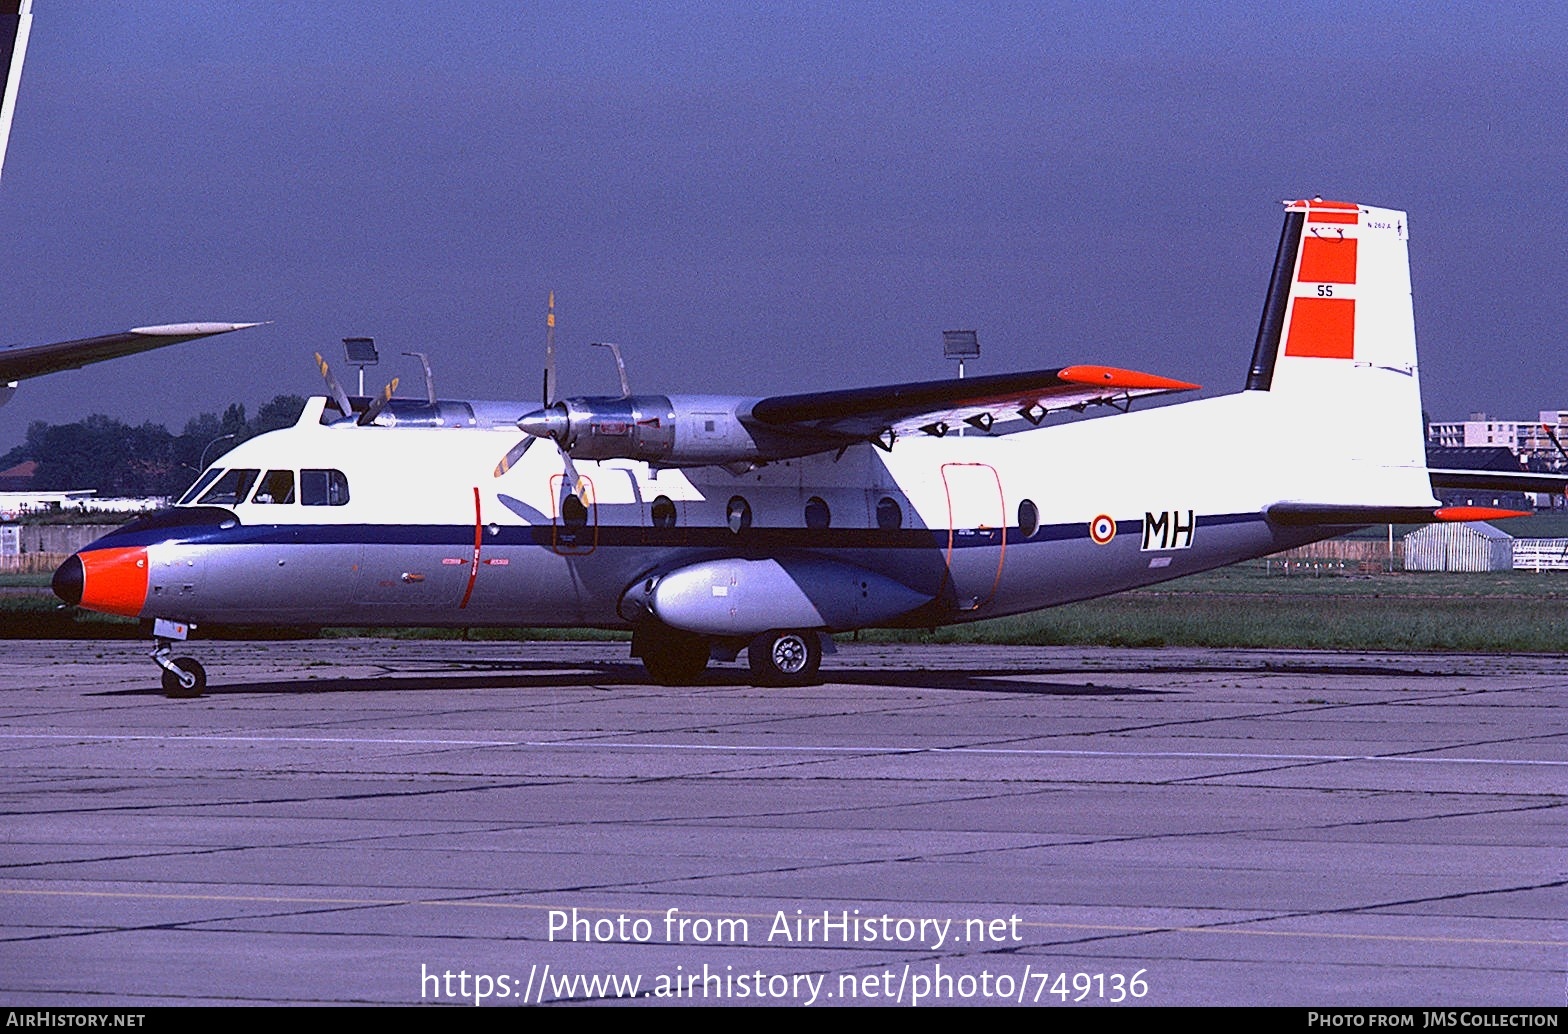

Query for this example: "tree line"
[0,395,308,499]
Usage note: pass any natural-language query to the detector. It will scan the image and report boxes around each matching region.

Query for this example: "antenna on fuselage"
[403,351,436,404]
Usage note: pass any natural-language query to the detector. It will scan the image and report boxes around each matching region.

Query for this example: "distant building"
[0,491,166,520]
[1403,522,1513,572]
[1428,410,1568,463]
[0,460,36,492]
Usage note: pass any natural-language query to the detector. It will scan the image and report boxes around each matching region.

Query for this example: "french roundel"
[1089,514,1116,545]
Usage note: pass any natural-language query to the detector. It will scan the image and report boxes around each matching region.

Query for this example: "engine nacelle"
[517,393,831,466]
[620,556,931,637]
[519,395,678,461]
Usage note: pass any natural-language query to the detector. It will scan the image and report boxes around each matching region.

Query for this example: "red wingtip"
[1056,365,1201,392]
[1434,506,1532,522]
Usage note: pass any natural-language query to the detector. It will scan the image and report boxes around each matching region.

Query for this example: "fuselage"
[54,386,1421,633]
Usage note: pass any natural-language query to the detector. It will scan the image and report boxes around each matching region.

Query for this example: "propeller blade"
[544,290,557,406]
[357,376,399,426]
[559,447,587,506]
[1542,422,1568,463]
[314,352,355,420]
[492,435,536,478]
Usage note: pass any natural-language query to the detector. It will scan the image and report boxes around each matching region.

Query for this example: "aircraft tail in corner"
[0,0,31,185]
[1243,198,1429,478]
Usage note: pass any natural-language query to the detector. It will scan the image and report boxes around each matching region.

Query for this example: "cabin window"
[651,495,677,529]
[251,469,296,504]
[726,496,752,533]
[1018,499,1039,539]
[300,469,351,506]
[876,496,903,531]
[804,496,830,530]
[561,494,588,528]
[198,468,260,506]
[178,468,224,505]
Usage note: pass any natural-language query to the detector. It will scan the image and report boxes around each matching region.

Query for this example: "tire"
[161,658,206,699]
[747,630,822,686]
[636,627,710,686]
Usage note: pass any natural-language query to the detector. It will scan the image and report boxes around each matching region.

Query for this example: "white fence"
[1513,538,1568,571]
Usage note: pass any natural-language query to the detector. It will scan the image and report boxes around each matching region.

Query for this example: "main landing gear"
[150,619,205,698]
[632,624,710,686]
[632,623,826,687]
[747,629,822,687]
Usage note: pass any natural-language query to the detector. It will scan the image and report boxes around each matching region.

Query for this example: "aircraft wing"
[0,322,261,384]
[746,365,1200,444]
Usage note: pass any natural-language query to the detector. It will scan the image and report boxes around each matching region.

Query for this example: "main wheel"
[747,630,822,686]
[635,627,710,686]
[161,657,207,699]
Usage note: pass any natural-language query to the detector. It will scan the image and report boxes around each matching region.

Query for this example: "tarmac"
[0,638,1563,1007]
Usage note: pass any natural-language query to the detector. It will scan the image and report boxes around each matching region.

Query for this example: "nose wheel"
[152,634,206,698]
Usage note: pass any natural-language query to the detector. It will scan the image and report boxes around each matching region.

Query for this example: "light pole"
[198,433,238,472]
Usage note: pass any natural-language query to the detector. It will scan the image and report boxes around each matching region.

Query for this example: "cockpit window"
[251,469,296,504]
[178,467,224,505]
[300,468,350,506]
[198,468,260,506]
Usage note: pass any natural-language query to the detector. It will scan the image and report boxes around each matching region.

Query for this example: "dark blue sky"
[3,2,1565,452]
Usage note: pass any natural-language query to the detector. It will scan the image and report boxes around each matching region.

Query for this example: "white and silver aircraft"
[0,1,257,405]
[51,198,1549,696]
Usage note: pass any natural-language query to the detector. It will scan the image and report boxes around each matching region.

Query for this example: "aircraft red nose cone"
[52,554,83,606]
[71,546,150,617]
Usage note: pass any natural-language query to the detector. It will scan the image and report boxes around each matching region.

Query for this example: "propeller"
[314,352,354,420]
[544,289,557,413]
[357,376,400,426]
[493,292,589,509]
[315,350,399,426]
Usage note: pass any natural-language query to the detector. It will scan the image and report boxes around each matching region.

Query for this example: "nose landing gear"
[150,619,205,698]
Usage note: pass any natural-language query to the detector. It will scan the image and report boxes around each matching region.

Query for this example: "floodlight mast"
[942,329,979,380]
[942,330,979,436]
[342,336,379,395]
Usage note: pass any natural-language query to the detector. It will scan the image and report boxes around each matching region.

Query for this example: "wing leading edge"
[747,364,1199,445]
[0,322,262,385]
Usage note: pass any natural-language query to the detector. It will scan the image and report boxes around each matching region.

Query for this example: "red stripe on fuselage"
[460,486,482,609]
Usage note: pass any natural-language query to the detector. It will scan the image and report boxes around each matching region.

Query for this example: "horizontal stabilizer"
[1266,502,1530,527]
[0,322,263,383]
[1429,468,1568,498]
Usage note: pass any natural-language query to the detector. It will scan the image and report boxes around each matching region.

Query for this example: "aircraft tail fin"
[0,0,32,186]
[1243,198,1429,477]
